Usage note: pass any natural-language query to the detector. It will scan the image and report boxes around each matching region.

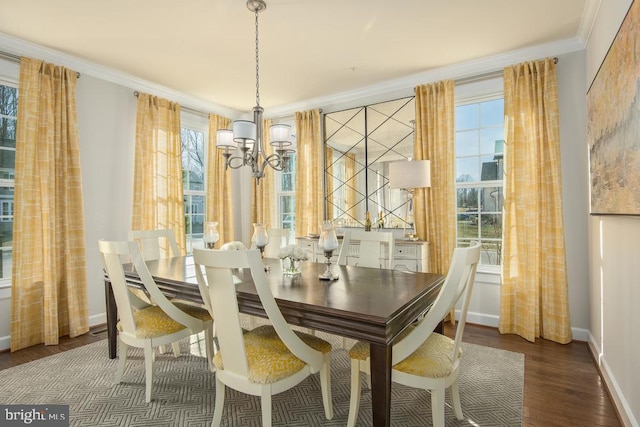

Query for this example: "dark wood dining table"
[104,256,445,427]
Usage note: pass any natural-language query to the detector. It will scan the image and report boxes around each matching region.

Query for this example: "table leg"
[104,279,117,359]
[369,342,392,427]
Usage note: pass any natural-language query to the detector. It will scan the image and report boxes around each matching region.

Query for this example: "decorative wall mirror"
[323,96,415,230]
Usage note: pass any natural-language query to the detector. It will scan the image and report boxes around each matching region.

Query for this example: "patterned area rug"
[0,329,523,426]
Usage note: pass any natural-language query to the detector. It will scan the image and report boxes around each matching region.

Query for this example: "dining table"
[104,255,445,427]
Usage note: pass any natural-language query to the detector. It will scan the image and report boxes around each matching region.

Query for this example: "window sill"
[475,265,501,285]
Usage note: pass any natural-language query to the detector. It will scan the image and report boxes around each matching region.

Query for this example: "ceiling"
[0,0,591,116]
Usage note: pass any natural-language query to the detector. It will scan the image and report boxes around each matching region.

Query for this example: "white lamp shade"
[269,123,292,146]
[389,159,431,189]
[216,129,236,148]
[232,120,257,143]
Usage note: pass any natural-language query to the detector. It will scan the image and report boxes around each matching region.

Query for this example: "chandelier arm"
[261,153,286,172]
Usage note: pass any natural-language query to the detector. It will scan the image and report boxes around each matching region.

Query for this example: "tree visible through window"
[181,124,206,253]
[0,81,16,281]
[277,153,296,239]
[455,98,504,266]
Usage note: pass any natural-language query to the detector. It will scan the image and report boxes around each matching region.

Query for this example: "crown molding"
[577,0,603,44]
[0,31,240,119]
[267,37,586,118]
[1,30,585,121]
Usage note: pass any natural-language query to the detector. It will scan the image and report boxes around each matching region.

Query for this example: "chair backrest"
[129,229,180,261]
[193,248,324,378]
[337,229,395,269]
[263,228,290,258]
[392,242,481,365]
[99,239,202,338]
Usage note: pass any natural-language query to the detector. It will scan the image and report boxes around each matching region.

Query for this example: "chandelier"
[216,0,294,185]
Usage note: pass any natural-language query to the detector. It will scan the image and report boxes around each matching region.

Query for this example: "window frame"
[454,92,504,274]
[180,112,209,254]
[274,152,296,237]
[0,78,17,286]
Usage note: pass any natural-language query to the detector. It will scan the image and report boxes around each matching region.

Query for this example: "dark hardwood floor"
[0,323,621,426]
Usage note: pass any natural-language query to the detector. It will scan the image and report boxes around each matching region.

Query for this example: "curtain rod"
[0,49,81,78]
[454,56,559,85]
[133,90,209,117]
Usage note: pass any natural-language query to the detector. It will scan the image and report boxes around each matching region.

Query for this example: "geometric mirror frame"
[324,96,416,230]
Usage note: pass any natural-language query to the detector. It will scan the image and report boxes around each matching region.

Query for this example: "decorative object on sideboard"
[216,0,294,185]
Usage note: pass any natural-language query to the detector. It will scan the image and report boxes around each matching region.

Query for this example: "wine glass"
[318,220,339,280]
[203,222,220,249]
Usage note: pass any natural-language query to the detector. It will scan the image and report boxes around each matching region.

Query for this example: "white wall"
[76,74,137,326]
[586,1,639,425]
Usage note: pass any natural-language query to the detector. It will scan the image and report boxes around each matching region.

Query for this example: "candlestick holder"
[318,220,339,281]
[318,249,338,281]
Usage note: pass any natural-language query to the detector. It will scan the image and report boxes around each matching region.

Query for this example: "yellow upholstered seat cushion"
[213,325,332,384]
[349,330,461,379]
[173,302,213,322]
[117,305,187,339]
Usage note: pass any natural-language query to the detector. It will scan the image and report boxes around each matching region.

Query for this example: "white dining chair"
[129,228,212,360]
[193,248,334,427]
[99,239,215,402]
[337,229,395,269]
[346,241,481,427]
[129,228,180,261]
[263,227,290,258]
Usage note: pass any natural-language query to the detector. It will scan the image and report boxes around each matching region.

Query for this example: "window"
[455,98,504,266]
[181,115,207,253]
[276,153,296,240]
[0,81,16,282]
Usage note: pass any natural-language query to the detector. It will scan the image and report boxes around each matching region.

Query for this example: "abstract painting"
[587,0,640,215]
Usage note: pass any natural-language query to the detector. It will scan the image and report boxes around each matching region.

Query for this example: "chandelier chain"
[255,8,260,107]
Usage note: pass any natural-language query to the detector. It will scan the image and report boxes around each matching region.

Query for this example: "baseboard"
[0,313,108,352]
[588,334,638,427]
[465,310,499,328]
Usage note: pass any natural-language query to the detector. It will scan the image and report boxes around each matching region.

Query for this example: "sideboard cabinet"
[295,236,429,273]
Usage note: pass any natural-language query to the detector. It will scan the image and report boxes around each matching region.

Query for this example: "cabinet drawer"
[296,239,315,251]
[394,245,417,259]
[392,260,418,272]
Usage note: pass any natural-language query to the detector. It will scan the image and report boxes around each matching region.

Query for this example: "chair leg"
[144,343,156,403]
[319,354,334,419]
[451,379,463,420]
[260,388,272,427]
[346,360,362,427]
[115,340,128,383]
[204,322,215,372]
[171,341,181,358]
[430,387,446,427]
[212,377,225,427]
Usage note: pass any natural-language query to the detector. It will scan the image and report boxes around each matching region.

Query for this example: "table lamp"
[389,159,431,240]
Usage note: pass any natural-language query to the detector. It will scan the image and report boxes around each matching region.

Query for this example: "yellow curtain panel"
[295,109,324,237]
[499,58,572,344]
[207,114,235,246]
[251,118,276,229]
[413,80,457,275]
[132,93,185,256]
[11,57,89,351]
